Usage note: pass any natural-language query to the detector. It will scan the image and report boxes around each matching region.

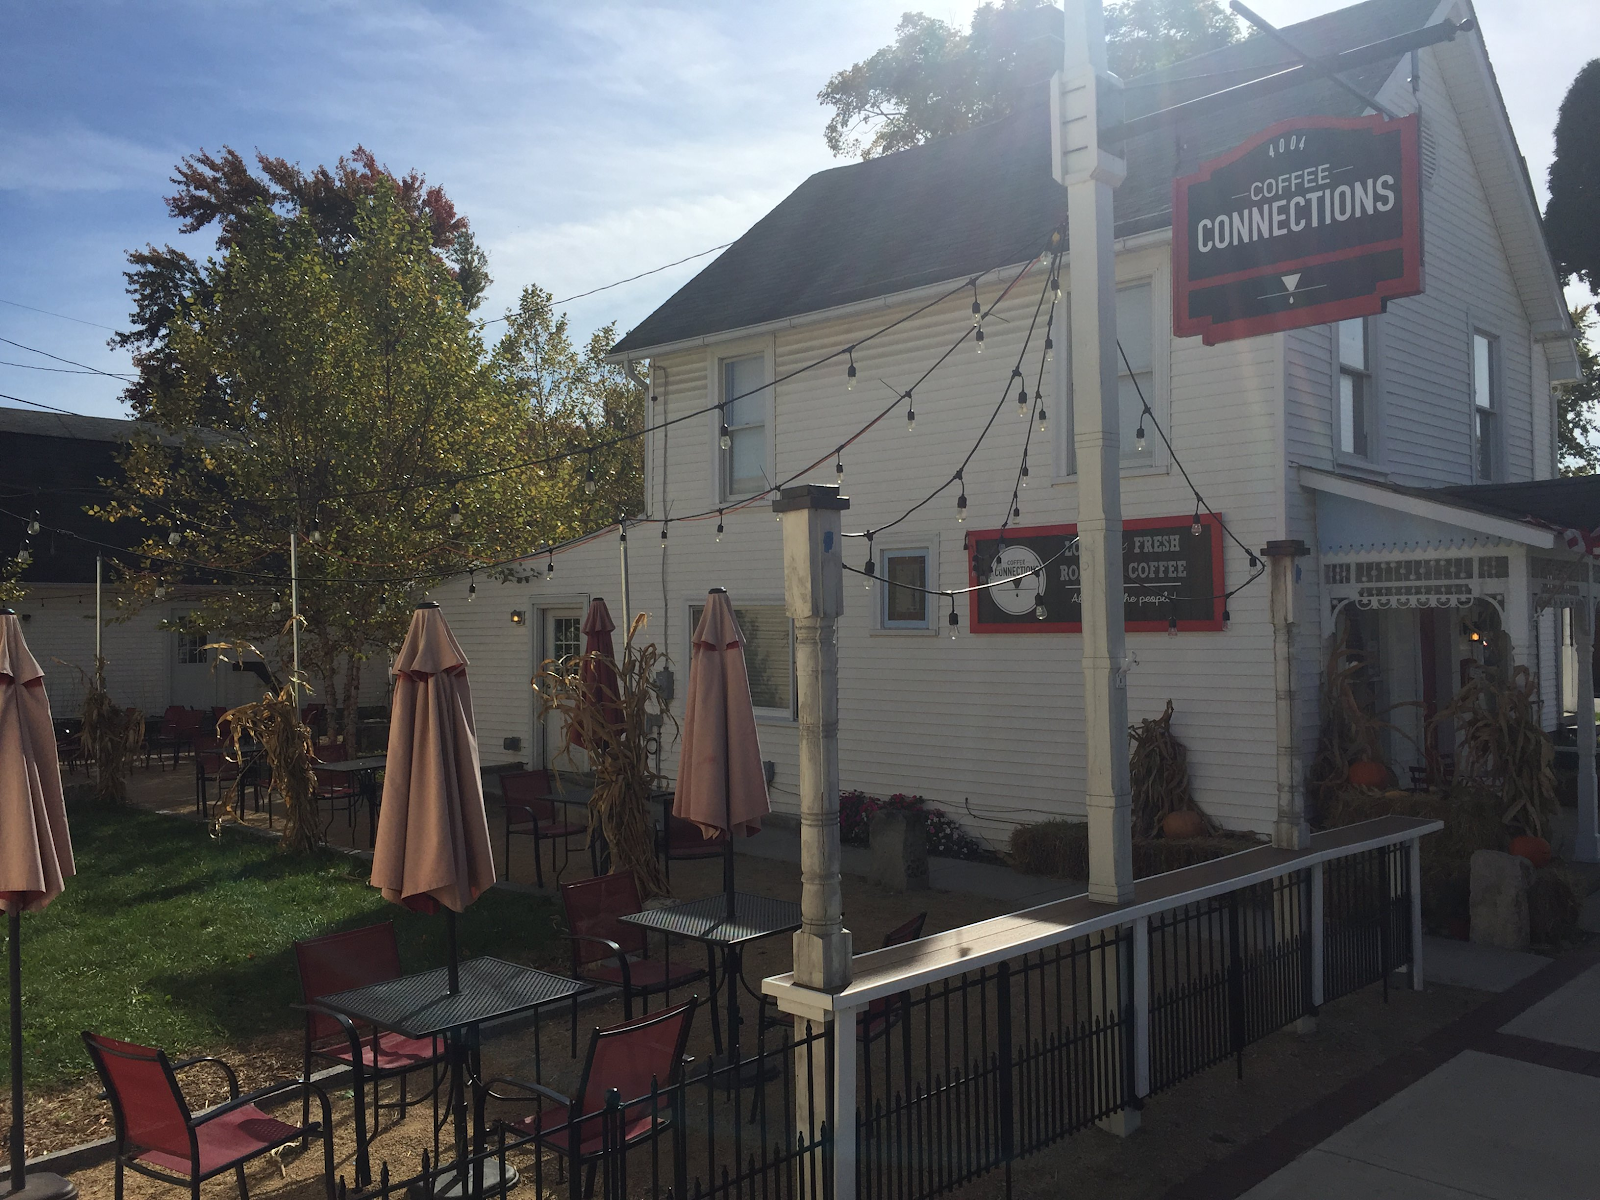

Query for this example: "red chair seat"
[318,1032,438,1073]
[138,1105,300,1176]
[508,814,585,839]
[509,1102,664,1156]
[584,958,702,991]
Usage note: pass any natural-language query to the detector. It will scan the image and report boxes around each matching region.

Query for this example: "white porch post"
[1575,578,1599,862]
[773,482,854,1197]
[1266,540,1311,850]
[1061,0,1134,906]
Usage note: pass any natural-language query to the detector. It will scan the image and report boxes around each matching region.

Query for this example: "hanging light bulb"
[168,528,182,546]
[1013,502,1022,521]
[864,533,875,590]
[835,453,845,489]
[26,513,40,536]
[546,550,555,579]
[154,578,167,601]
[584,460,597,494]
[955,470,967,523]
[1167,613,1178,637]
[1043,336,1053,363]
[1248,553,1261,572]
[716,511,724,542]
[660,524,669,551]
[1222,608,1232,630]
[1135,421,1146,453]
[971,286,982,326]
[846,349,857,391]
[449,501,463,528]
[16,544,29,566]
[1038,405,1048,433]
[1034,593,1047,621]
[1021,458,1030,488]
[1050,273,1061,300]
[719,409,732,450]
[1017,385,1028,416]
[1191,504,1203,538]
[468,579,477,601]
[905,394,916,432]
[974,326,985,353]
[948,600,960,640]
[271,592,282,613]
[308,517,322,544]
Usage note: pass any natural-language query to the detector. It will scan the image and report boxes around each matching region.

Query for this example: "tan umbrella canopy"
[675,589,770,914]
[1,608,77,1200]
[370,602,494,993]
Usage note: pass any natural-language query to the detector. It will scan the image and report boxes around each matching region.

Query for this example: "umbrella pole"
[445,908,460,996]
[9,907,22,1191]
[724,713,735,921]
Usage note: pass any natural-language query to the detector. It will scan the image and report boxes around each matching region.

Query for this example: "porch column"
[1266,540,1311,850]
[1062,0,1134,905]
[774,483,853,985]
[1575,582,1599,862]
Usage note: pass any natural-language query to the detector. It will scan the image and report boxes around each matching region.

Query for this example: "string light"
[846,348,857,391]
[154,578,167,601]
[1222,607,1231,629]
[1191,501,1203,538]
[1012,502,1021,521]
[271,592,282,613]
[1043,335,1053,363]
[948,597,959,639]
[974,326,985,353]
[863,531,875,590]
[1135,419,1146,453]
[308,516,322,544]
[835,451,845,489]
[1168,608,1178,637]
[971,283,982,326]
[26,513,40,536]
[1038,405,1048,433]
[660,524,669,551]
[168,528,182,546]
[718,409,732,451]
[1034,591,1047,620]
[546,549,555,579]
[1050,273,1061,300]
[16,543,29,566]
[468,571,477,601]
[955,470,967,523]
[1021,458,1030,487]
[716,511,724,542]
[905,393,916,432]
[584,458,597,494]
[1016,384,1028,417]
[449,501,463,528]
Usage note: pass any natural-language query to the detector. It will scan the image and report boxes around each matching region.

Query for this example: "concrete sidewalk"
[1176,939,1600,1200]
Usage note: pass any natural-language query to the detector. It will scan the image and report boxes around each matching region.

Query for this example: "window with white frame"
[880,548,932,629]
[1116,282,1155,463]
[689,601,793,715]
[720,354,769,498]
[176,625,208,665]
[1057,279,1160,474]
[1473,332,1498,481]
[1337,318,1373,459]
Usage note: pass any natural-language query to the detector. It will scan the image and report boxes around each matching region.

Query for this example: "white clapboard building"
[430,0,1586,845]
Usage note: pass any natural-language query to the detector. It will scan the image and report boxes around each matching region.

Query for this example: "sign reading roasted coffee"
[1172,113,1422,345]
[968,517,1224,633]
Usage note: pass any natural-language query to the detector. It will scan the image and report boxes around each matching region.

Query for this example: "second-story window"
[721,353,768,498]
[1338,318,1372,459]
[1116,282,1155,464]
[1474,332,1498,481]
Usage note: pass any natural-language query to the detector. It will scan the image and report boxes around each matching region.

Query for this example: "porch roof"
[1301,468,1560,554]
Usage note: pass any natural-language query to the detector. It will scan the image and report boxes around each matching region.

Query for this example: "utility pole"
[1060,0,1134,905]
[289,532,301,708]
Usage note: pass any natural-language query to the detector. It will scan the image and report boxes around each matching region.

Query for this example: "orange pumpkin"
[1162,810,1207,840]
[1509,835,1552,869]
[1346,760,1388,788]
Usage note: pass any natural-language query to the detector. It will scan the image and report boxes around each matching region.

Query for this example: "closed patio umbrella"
[571,597,622,751]
[675,589,770,917]
[0,609,77,1200]
[370,602,494,995]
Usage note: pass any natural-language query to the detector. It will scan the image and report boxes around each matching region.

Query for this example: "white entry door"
[540,608,587,773]
[170,623,216,710]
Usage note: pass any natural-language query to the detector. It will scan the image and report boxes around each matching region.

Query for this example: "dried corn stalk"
[1129,700,1212,838]
[535,613,675,899]
[210,641,321,851]
[76,657,143,804]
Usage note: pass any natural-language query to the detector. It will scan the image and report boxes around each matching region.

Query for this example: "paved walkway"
[1172,939,1600,1200]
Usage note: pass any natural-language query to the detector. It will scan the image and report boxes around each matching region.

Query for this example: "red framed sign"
[967,516,1225,633]
[1172,113,1422,345]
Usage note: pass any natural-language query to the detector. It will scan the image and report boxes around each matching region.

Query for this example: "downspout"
[621,357,650,632]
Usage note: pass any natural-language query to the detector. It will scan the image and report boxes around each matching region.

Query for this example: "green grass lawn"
[3,800,559,1089]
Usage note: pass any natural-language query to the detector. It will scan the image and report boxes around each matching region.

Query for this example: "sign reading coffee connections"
[1172,113,1422,344]
[968,517,1225,633]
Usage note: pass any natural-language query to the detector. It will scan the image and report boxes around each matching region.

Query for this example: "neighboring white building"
[430,0,1584,844]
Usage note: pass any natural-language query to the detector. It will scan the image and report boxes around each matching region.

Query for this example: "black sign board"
[967,517,1225,633]
[1173,114,1422,345]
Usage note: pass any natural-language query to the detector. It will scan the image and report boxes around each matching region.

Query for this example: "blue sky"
[2,0,1593,420]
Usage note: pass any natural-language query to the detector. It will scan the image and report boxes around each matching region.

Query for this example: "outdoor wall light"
[510,610,526,626]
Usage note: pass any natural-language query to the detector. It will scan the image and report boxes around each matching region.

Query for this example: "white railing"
[764,814,1439,1200]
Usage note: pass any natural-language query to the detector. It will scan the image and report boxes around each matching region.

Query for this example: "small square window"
[880,549,931,629]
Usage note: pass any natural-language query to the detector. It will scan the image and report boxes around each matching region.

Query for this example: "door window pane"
[690,603,791,712]
[882,550,930,627]
[1338,319,1367,370]
[551,616,581,665]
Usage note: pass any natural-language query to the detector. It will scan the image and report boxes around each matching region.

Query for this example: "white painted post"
[94,554,102,665]
[289,531,300,708]
[1408,836,1425,991]
[1060,0,1134,907]
[1266,540,1311,850]
[773,483,854,1199]
[1575,581,1599,862]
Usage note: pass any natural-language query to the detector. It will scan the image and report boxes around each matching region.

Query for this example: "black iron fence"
[1323,842,1413,1004]
[339,1018,833,1200]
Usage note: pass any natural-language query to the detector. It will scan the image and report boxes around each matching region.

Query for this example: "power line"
[477,241,736,327]
[0,359,123,376]
[0,336,135,381]
[0,297,119,331]
[0,391,102,418]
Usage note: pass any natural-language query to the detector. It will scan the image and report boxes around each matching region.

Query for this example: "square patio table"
[621,893,800,1074]
[314,754,386,847]
[316,957,591,1196]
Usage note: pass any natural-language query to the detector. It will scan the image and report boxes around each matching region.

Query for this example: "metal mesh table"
[314,755,386,848]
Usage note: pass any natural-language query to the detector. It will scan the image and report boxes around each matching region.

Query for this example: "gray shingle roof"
[611,0,1438,357]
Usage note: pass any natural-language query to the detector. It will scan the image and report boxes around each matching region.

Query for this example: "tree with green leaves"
[105,149,641,755]
[1559,306,1600,476]
[818,0,1239,159]
[1545,59,1600,292]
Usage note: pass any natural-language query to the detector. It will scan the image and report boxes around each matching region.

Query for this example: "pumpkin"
[1509,835,1552,869]
[1162,810,1207,840]
[1346,760,1388,788]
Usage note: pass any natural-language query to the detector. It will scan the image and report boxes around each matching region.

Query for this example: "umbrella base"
[5,1171,78,1200]
[417,1159,518,1200]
